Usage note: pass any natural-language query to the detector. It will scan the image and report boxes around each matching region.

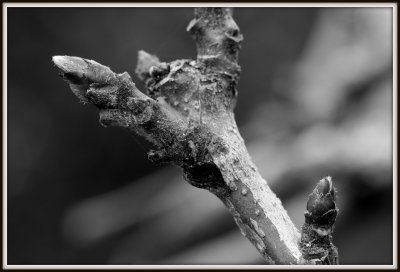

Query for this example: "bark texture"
[52,8,338,264]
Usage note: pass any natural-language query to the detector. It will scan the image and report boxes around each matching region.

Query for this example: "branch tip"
[300,176,339,264]
[306,176,338,226]
[52,55,88,71]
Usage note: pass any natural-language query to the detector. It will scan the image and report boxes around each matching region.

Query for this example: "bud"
[52,56,115,85]
[305,176,338,228]
[52,55,116,103]
[300,176,340,264]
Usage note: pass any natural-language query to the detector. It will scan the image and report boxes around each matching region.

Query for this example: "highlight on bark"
[52,7,339,265]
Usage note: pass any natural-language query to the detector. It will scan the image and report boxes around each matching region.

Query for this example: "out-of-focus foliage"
[7,7,393,264]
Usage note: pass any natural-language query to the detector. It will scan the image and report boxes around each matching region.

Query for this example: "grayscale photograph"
[4,4,395,267]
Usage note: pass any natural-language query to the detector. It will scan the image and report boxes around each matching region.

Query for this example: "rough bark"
[52,8,338,264]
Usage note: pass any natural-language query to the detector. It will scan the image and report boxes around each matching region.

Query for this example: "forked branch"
[52,7,338,264]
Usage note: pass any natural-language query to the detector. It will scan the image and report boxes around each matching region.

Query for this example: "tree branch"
[52,7,338,264]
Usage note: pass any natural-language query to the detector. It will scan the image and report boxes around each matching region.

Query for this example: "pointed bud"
[52,55,117,101]
[53,56,115,83]
[305,176,338,227]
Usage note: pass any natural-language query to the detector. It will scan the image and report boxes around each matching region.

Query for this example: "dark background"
[7,7,393,265]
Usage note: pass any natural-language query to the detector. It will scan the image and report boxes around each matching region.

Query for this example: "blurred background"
[7,7,394,265]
